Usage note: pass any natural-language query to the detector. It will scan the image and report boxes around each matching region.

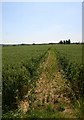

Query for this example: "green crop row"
[54,44,82,64]
[54,44,84,100]
[2,45,50,114]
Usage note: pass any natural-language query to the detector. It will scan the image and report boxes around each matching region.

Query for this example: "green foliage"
[2,44,84,118]
[2,45,50,114]
[54,44,84,99]
[46,104,54,113]
[57,103,65,112]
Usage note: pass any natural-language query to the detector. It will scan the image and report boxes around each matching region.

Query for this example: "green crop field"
[54,44,82,64]
[2,45,50,65]
[54,44,83,97]
[2,44,84,118]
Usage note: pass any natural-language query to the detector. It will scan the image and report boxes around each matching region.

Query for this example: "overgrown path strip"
[33,48,78,118]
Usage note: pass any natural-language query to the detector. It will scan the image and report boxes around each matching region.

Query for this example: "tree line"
[59,39,71,44]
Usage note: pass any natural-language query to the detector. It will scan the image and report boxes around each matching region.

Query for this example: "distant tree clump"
[33,43,35,45]
[59,40,63,44]
[59,39,71,44]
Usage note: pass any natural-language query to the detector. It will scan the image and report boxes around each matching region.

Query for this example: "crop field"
[54,44,83,100]
[2,44,84,118]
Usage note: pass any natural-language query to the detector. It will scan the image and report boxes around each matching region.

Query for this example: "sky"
[1,2,82,44]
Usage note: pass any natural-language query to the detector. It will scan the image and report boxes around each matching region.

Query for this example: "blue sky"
[1,2,82,44]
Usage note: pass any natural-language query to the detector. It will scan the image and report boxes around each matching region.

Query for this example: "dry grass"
[32,49,77,118]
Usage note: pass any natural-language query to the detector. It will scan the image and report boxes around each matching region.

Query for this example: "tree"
[68,39,71,44]
[59,40,63,44]
[63,40,66,44]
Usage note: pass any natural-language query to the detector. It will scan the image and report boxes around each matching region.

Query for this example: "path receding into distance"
[33,48,78,118]
[20,48,79,118]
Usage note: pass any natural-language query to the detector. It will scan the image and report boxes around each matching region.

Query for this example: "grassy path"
[19,48,80,118]
[26,48,78,118]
